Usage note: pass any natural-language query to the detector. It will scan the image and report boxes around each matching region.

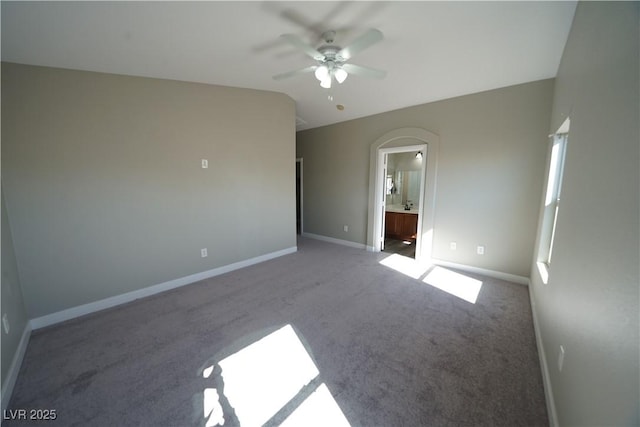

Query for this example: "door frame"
[296,158,303,235]
[367,128,439,262]
[377,145,427,257]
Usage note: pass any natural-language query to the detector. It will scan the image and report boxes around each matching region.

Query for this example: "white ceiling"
[1,1,577,131]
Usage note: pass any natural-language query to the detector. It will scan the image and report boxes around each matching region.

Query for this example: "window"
[538,119,569,275]
[386,174,394,195]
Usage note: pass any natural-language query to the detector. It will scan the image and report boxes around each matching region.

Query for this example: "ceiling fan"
[273,29,387,89]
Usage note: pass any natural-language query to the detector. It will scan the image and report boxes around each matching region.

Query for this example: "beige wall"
[1,187,29,391]
[529,2,639,425]
[297,79,553,277]
[2,63,296,318]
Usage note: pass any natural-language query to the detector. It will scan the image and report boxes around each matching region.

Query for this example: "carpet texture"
[6,237,548,426]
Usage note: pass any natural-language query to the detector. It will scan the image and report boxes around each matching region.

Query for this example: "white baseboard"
[30,246,298,330]
[1,322,32,413]
[528,284,559,427]
[300,234,529,285]
[302,232,367,250]
[430,258,529,285]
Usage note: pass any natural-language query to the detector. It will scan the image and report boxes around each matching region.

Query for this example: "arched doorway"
[367,128,439,262]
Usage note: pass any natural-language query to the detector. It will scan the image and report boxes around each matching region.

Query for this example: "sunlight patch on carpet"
[202,324,350,427]
[217,324,318,426]
[423,266,483,304]
[203,388,224,427]
[379,253,430,279]
[280,383,350,427]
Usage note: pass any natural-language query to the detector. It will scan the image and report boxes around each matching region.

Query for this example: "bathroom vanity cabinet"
[385,211,418,241]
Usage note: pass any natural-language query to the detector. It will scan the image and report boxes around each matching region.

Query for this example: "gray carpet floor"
[6,237,548,426]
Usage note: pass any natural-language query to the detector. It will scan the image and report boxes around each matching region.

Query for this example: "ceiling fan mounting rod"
[321,30,336,44]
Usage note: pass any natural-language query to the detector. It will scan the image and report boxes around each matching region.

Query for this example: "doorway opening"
[379,147,426,259]
[367,128,439,263]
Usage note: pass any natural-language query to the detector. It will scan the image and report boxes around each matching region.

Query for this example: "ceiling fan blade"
[280,9,315,30]
[342,63,387,79]
[337,28,383,61]
[280,34,325,61]
[273,65,318,81]
[280,3,352,44]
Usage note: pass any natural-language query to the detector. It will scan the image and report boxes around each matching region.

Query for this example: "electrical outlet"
[201,159,208,169]
[343,225,348,232]
[477,245,485,255]
[2,314,9,334]
[201,248,208,258]
[450,242,457,250]
[558,345,565,372]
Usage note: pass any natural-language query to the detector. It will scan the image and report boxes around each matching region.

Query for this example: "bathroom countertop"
[386,205,418,214]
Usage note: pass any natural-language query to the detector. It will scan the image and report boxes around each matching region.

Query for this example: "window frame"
[537,120,569,281]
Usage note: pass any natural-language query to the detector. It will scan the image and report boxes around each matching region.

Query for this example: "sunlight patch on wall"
[423,266,483,304]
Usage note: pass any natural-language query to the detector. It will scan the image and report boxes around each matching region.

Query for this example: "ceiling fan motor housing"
[318,45,343,64]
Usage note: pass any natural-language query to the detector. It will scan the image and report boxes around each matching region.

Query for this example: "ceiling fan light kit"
[334,67,348,84]
[314,65,329,81]
[320,76,332,89]
[315,61,348,88]
[274,28,386,90]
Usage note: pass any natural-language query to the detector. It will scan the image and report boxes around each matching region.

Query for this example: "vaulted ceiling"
[2,1,577,131]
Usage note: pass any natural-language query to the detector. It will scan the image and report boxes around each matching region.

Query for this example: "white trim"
[296,158,304,235]
[1,322,32,413]
[30,246,298,330]
[375,144,428,258]
[299,234,529,286]
[430,258,529,285]
[528,284,559,427]
[302,232,366,250]
[367,128,440,263]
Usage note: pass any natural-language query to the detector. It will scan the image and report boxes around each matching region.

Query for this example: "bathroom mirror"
[386,152,422,208]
